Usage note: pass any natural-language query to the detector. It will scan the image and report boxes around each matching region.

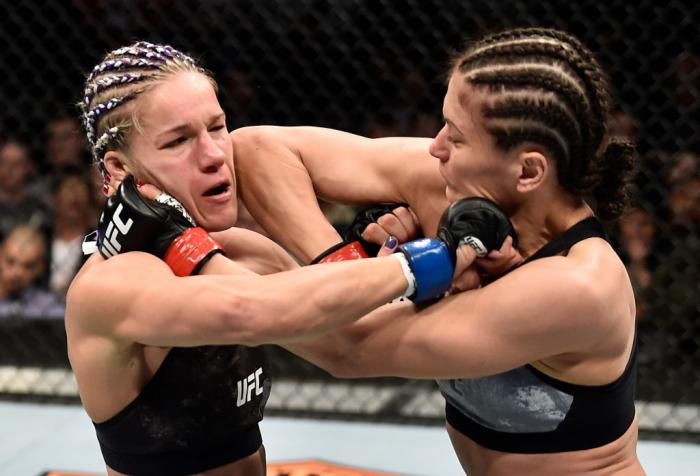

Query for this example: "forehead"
[0,143,29,161]
[4,237,43,260]
[443,73,484,131]
[137,72,221,131]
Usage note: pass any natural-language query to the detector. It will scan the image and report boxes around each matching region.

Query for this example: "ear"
[515,150,548,194]
[103,150,134,191]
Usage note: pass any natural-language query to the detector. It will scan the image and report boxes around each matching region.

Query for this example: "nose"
[429,125,449,163]
[196,130,226,172]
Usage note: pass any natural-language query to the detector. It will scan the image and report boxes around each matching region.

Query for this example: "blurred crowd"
[0,54,698,330]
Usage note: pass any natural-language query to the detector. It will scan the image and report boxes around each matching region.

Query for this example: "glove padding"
[397,197,516,302]
[436,197,516,260]
[311,202,409,264]
[97,176,223,276]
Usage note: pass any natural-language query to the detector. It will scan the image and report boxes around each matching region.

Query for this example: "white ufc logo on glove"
[101,204,134,257]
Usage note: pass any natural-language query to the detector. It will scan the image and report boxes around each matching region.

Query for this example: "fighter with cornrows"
[65,41,504,475]
[233,28,645,475]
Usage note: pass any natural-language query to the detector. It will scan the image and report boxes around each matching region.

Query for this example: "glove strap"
[399,238,454,303]
[310,241,369,264]
[163,227,224,276]
[389,253,416,299]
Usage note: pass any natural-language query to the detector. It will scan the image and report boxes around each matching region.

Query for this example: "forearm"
[237,257,409,346]
[283,302,414,377]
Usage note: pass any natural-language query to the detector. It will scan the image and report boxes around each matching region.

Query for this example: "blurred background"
[0,0,698,447]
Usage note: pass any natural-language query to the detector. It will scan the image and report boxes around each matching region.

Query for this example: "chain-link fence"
[0,0,698,442]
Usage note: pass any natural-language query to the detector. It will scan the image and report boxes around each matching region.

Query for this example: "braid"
[592,138,637,220]
[80,41,210,191]
[453,28,634,218]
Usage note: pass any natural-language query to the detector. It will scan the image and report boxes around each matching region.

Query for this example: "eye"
[163,136,187,149]
[209,124,226,132]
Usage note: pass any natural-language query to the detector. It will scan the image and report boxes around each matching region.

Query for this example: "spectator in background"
[0,139,51,240]
[221,66,260,130]
[642,172,700,364]
[45,115,89,172]
[49,174,95,297]
[0,224,65,319]
[30,115,90,205]
[617,206,657,318]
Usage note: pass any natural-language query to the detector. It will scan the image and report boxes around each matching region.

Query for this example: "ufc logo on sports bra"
[236,367,263,407]
[100,203,133,257]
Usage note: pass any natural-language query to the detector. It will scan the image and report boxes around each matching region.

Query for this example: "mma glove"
[311,202,410,264]
[395,197,517,303]
[96,175,224,276]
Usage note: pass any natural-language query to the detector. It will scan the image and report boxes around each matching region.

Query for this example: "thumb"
[135,180,162,201]
[377,235,398,257]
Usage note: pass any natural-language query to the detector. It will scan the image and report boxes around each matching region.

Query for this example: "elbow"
[230,126,277,154]
[326,359,365,379]
[220,292,275,347]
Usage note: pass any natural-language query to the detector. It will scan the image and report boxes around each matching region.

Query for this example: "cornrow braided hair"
[80,41,209,192]
[454,28,636,219]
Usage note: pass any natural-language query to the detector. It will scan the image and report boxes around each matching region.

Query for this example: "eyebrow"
[156,113,226,138]
[443,115,465,137]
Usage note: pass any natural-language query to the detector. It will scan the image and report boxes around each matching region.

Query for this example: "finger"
[453,243,478,277]
[392,206,421,238]
[487,235,512,259]
[450,268,481,294]
[376,213,411,242]
[362,222,390,246]
[138,183,162,200]
[376,235,398,257]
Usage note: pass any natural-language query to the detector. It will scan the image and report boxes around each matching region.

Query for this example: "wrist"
[163,227,225,276]
[310,241,369,264]
[389,253,416,299]
[398,238,454,303]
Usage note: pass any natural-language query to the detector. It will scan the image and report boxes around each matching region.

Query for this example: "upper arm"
[66,253,265,348]
[325,259,610,379]
[231,126,447,260]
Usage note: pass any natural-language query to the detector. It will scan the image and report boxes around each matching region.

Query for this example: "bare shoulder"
[480,239,631,349]
[211,227,299,274]
[66,252,172,337]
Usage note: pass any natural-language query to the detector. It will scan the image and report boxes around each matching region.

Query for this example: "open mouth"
[203,182,230,197]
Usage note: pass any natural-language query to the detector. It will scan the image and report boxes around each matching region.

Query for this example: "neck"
[510,191,593,259]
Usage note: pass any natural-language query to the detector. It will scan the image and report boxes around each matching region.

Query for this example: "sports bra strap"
[522,216,608,265]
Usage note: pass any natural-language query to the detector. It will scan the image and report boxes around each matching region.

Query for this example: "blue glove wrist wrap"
[399,238,454,303]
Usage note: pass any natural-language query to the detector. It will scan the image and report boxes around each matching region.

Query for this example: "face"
[429,74,516,205]
[0,235,45,295]
[46,118,85,167]
[54,176,92,222]
[619,208,655,244]
[119,72,236,231]
[669,177,700,225]
[0,143,32,194]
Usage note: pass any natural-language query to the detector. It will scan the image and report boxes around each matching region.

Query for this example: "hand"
[392,197,518,302]
[96,176,223,276]
[475,235,524,278]
[311,202,412,263]
[361,206,421,250]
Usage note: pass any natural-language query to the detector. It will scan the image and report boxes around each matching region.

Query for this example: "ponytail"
[592,138,637,220]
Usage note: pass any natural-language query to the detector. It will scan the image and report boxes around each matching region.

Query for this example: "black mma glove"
[96,175,223,276]
[311,202,410,264]
[395,197,517,302]
[436,197,517,261]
